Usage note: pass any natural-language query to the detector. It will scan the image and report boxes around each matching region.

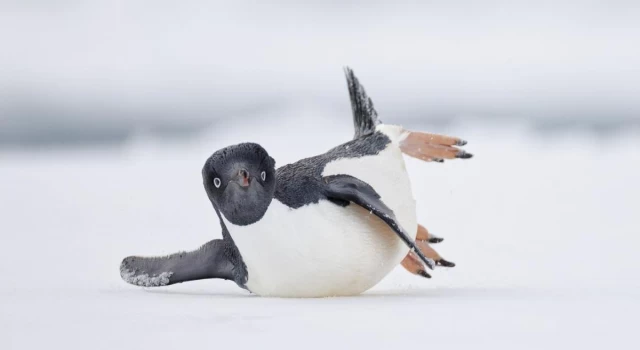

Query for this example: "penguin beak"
[234,168,251,187]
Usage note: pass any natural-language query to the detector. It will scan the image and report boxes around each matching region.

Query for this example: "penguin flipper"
[323,174,435,270]
[120,239,236,287]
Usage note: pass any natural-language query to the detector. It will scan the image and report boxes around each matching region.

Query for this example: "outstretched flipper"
[120,239,235,287]
[324,174,435,270]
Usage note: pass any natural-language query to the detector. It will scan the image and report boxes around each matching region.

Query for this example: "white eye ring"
[214,178,221,188]
[261,171,266,181]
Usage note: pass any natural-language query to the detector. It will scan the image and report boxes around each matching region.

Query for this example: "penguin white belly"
[227,129,416,297]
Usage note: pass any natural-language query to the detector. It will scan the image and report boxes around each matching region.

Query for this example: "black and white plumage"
[120,67,471,297]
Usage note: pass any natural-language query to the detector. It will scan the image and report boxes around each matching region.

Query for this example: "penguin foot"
[401,251,432,278]
[417,270,432,279]
[401,224,456,278]
[399,130,473,163]
[436,258,456,267]
[417,225,455,267]
[416,224,443,243]
[415,240,455,268]
[428,235,444,244]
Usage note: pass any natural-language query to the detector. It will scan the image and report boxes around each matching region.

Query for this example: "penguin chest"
[228,145,416,297]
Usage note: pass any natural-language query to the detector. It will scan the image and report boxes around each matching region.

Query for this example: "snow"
[120,264,173,287]
[1,110,639,349]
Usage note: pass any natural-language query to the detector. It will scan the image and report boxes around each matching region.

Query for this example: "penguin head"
[202,143,276,226]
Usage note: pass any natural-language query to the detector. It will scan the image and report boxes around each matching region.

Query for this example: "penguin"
[120,68,472,297]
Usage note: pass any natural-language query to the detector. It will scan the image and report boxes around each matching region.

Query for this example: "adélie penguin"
[120,68,473,297]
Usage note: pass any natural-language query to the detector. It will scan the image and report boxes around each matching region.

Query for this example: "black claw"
[456,151,473,159]
[433,158,444,163]
[428,236,444,244]
[418,270,432,278]
[436,259,456,268]
[456,139,468,146]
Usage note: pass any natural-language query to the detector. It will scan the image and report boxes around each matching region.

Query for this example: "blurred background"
[1,0,639,147]
[2,1,639,349]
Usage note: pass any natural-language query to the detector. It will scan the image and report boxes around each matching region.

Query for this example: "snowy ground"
[2,110,639,349]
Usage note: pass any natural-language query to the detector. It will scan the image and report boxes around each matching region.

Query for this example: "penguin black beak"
[235,168,251,187]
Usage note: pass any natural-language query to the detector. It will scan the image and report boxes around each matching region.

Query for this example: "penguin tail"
[344,67,382,139]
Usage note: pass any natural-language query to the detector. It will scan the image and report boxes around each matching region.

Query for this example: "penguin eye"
[261,171,266,181]
[214,178,221,188]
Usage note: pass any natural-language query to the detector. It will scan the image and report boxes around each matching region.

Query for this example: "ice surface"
[1,111,639,349]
